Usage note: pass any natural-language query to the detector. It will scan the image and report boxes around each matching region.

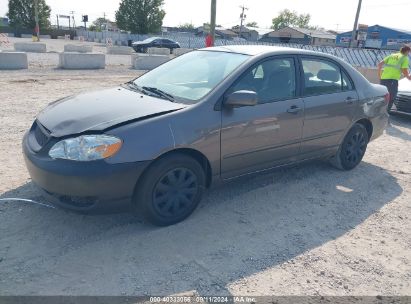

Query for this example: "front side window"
[133,51,249,103]
[302,58,352,96]
[229,58,296,103]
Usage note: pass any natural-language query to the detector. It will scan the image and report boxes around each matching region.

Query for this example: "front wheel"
[134,154,206,226]
[331,123,369,170]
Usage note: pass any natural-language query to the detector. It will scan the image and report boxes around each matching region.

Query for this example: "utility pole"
[349,0,363,48]
[239,5,248,39]
[34,0,40,41]
[210,0,216,46]
[70,11,76,28]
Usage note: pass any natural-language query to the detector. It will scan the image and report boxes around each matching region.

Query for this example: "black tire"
[134,154,206,226]
[331,123,369,170]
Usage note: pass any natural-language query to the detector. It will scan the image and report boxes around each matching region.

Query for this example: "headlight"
[49,135,122,161]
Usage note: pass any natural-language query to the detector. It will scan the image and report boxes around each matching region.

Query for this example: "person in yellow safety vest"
[378,45,411,112]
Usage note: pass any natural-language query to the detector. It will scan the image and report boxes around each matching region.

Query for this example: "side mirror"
[225,90,258,107]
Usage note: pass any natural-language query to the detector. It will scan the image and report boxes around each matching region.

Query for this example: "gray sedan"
[23,46,389,226]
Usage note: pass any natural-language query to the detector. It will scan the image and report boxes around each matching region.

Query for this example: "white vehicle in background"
[393,78,411,116]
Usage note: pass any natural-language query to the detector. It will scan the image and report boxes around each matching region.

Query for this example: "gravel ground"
[0,45,410,297]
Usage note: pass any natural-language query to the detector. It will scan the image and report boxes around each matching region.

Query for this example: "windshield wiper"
[142,86,175,102]
[125,82,176,102]
[126,81,145,93]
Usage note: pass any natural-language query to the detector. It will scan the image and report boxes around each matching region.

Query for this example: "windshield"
[133,50,250,103]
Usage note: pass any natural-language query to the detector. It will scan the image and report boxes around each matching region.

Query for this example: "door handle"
[287,105,301,114]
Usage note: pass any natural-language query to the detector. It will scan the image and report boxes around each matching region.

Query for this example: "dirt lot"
[0,54,411,296]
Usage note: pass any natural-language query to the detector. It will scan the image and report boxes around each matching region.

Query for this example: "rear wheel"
[331,123,369,170]
[134,154,206,226]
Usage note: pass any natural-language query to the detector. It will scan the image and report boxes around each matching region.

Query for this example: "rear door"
[299,56,358,158]
[220,56,305,179]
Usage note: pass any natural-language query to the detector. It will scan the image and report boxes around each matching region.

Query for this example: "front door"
[221,57,304,179]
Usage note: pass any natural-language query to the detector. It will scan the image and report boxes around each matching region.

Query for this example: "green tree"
[246,21,258,27]
[89,17,110,32]
[115,0,165,34]
[178,23,194,30]
[271,9,311,30]
[7,0,51,29]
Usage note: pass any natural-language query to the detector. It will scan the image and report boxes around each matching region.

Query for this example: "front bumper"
[132,45,144,53]
[23,132,150,212]
[394,93,411,114]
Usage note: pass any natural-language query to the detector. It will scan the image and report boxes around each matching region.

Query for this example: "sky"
[1,0,411,33]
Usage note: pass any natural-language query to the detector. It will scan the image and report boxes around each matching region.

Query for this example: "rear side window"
[302,58,353,96]
[342,70,354,91]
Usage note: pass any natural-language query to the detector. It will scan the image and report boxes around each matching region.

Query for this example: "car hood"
[398,78,411,93]
[37,87,186,137]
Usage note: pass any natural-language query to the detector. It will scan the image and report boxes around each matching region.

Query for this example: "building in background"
[336,25,411,49]
[230,25,259,41]
[196,26,237,40]
[0,17,9,27]
[261,27,336,46]
[101,21,120,32]
[247,27,276,40]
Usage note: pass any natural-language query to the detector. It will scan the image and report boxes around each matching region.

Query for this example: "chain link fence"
[76,30,395,68]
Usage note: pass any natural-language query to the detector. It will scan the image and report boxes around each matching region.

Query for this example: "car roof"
[200,45,333,58]
[144,37,161,42]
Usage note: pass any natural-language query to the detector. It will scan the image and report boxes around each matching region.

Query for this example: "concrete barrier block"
[14,42,47,53]
[64,44,93,53]
[107,46,133,55]
[131,54,138,65]
[39,35,51,39]
[0,52,28,70]
[59,53,105,69]
[133,54,171,70]
[173,48,193,56]
[21,34,33,38]
[57,36,65,39]
[147,47,170,55]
